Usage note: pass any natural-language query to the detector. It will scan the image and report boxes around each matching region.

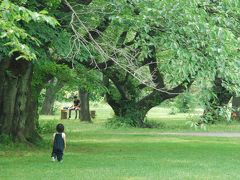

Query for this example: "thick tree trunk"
[104,75,165,127]
[110,103,148,127]
[78,89,91,122]
[105,90,147,127]
[0,58,40,143]
[40,78,63,115]
[203,77,232,123]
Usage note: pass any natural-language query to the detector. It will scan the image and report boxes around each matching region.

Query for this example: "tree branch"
[81,30,129,70]
[165,78,194,99]
[145,45,165,88]
[80,59,114,69]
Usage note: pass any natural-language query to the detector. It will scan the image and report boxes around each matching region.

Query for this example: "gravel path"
[118,132,240,137]
[149,132,240,137]
[155,132,240,137]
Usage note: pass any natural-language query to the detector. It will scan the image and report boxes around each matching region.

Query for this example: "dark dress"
[51,133,65,161]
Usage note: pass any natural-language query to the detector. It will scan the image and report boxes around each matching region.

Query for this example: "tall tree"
[0,0,59,142]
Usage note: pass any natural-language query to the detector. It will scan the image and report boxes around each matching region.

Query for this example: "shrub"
[144,120,166,129]
[106,117,166,129]
[169,107,179,115]
[0,134,12,145]
[37,121,56,134]
[105,117,133,128]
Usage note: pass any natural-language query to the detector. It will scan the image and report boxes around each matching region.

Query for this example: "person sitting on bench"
[68,96,80,119]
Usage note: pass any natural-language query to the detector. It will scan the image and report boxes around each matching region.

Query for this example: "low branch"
[165,78,194,99]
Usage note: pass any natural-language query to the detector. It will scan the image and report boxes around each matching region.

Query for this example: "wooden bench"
[60,109,68,119]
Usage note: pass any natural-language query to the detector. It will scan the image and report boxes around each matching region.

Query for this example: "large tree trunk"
[0,58,40,143]
[40,78,63,115]
[203,76,232,123]
[106,90,171,127]
[78,88,91,122]
[103,74,169,127]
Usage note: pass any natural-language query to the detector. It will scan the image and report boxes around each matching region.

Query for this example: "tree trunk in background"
[233,96,240,108]
[232,96,240,119]
[0,58,40,143]
[203,76,232,123]
[40,78,63,115]
[78,88,91,122]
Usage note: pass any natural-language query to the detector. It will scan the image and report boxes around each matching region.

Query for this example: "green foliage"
[186,120,207,131]
[169,107,178,115]
[0,134,12,145]
[105,117,134,128]
[0,0,58,60]
[166,92,197,114]
[175,93,196,113]
[32,60,75,90]
[37,121,55,134]
[202,105,233,124]
[143,119,166,129]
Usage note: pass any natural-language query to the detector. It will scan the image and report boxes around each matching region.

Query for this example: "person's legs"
[56,149,63,162]
[75,109,78,119]
[51,149,57,161]
[68,109,72,118]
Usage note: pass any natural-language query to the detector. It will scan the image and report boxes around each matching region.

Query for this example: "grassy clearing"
[1,106,240,179]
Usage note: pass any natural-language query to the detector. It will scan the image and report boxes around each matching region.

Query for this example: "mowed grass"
[1,106,240,179]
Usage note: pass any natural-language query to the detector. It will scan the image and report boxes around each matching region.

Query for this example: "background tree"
[64,0,240,126]
[196,0,240,123]
[40,78,64,115]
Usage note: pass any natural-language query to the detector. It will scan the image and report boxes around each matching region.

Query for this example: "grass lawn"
[1,106,240,180]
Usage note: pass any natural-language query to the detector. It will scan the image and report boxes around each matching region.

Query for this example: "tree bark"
[0,58,40,143]
[203,76,232,123]
[233,96,240,108]
[40,78,64,115]
[232,96,240,119]
[78,88,91,122]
